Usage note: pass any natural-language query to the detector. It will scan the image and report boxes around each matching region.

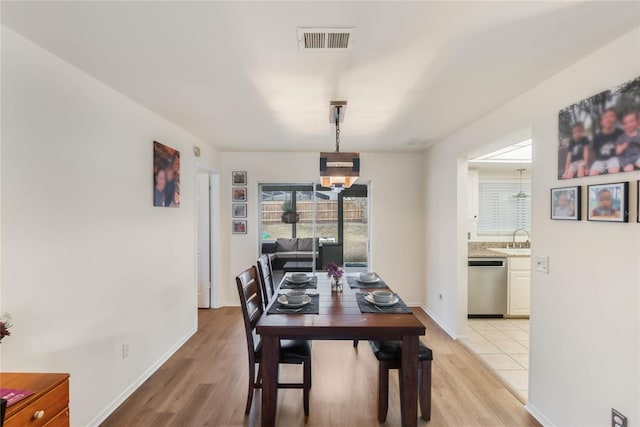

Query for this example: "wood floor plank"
[101,307,540,427]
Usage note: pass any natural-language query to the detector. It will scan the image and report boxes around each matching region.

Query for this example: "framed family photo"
[587,182,628,222]
[232,187,247,202]
[232,171,247,186]
[551,186,581,220]
[232,203,247,218]
[153,141,180,208]
[232,220,247,234]
[558,75,640,180]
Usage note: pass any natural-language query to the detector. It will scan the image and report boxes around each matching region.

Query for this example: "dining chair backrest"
[257,254,275,307]
[236,266,264,352]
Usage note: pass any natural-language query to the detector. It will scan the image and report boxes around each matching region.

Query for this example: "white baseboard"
[87,327,197,426]
[221,301,240,307]
[525,403,555,427]
[423,307,458,339]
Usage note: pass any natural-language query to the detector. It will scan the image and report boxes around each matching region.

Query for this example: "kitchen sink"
[488,247,531,256]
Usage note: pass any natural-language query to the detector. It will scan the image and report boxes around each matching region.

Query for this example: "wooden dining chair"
[369,340,433,422]
[257,254,275,308]
[236,266,312,416]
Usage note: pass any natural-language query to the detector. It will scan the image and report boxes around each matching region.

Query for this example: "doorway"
[462,136,533,401]
[197,169,220,309]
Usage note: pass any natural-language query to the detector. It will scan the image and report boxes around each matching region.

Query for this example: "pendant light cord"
[335,106,341,153]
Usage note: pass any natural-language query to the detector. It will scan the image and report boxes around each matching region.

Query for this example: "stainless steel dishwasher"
[468,258,508,318]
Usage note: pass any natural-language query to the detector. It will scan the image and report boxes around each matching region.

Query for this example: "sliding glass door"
[342,186,368,270]
[259,183,369,272]
[314,184,369,272]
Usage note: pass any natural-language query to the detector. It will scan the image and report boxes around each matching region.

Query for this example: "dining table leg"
[261,334,280,427]
[399,334,419,427]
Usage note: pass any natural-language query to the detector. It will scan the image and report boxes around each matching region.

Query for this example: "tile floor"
[465,318,530,400]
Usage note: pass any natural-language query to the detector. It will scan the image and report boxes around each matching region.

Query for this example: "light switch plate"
[535,256,549,274]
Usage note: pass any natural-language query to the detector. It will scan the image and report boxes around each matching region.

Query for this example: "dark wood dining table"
[256,274,426,427]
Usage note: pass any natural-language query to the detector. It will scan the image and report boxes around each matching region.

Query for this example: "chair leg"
[378,362,389,423]
[353,340,359,348]
[256,362,263,386]
[245,361,256,415]
[303,359,311,416]
[419,360,432,421]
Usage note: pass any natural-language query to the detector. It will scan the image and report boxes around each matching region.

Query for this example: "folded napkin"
[267,294,320,315]
[355,292,412,314]
[280,276,318,289]
[347,276,389,289]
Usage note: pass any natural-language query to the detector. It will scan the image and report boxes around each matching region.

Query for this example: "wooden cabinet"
[507,257,530,317]
[1,373,69,427]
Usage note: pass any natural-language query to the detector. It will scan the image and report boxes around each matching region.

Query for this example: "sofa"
[261,238,320,270]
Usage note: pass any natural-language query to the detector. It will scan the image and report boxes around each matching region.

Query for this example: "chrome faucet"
[512,229,530,248]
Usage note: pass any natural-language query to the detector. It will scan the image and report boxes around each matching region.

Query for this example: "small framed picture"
[232,171,247,186]
[232,187,247,202]
[587,182,629,222]
[550,186,581,220]
[232,203,247,218]
[232,220,247,234]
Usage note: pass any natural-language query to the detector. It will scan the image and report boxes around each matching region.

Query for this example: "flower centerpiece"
[0,313,12,343]
[326,262,344,293]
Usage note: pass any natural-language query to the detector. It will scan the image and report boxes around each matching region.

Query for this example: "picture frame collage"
[232,171,247,234]
[553,75,640,224]
[551,182,638,223]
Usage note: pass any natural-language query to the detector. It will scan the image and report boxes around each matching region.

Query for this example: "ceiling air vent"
[297,28,355,50]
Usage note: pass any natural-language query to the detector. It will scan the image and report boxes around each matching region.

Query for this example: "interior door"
[197,173,211,308]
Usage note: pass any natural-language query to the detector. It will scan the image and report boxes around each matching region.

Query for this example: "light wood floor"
[101,308,540,427]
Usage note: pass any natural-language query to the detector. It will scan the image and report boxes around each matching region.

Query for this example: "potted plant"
[0,313,12,343]
[281,200,299,224]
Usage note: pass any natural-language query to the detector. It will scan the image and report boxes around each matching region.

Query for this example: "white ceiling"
[2,1,639,152]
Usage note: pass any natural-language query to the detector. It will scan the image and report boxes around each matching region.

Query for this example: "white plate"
[277,294,312,308]
[357,276,381,284]
[365,293,399,307]
[287,276,312,284]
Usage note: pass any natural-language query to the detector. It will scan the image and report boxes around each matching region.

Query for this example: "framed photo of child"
[232,220,247,234]
[551,186,581,220]
[587,182,628,222]
[232,171,247,186]
[557,75,640,180]
[232,187,247,202]
[232,203,247,218]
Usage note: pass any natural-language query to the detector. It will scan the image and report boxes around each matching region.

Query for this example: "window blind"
[477,182,531,235]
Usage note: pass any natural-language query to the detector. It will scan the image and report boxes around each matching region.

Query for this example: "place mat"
[346,276,389,289]
[280,276,318,289]
[355,292,412,314]
[0,388,34,407]
[267,294,320,315]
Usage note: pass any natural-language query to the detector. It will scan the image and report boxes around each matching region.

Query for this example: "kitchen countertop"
[468,241,532,258]
[468,248,531,258]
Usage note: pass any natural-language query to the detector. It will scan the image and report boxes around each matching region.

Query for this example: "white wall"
[424,27,640,426]
[0,28,220,425]
[219,152,425,307]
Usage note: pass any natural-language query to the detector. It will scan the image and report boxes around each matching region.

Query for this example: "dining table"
[256,273,426,427]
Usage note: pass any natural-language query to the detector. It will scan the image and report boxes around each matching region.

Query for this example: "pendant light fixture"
[320,101,360,192]
[513,168,530,199]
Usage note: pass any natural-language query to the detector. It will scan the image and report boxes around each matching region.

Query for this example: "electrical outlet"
[122,343,129,359]
[612,409,627,427]
[535,256,549,274]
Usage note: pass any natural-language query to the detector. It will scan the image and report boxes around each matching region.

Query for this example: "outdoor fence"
[261,200,366,223]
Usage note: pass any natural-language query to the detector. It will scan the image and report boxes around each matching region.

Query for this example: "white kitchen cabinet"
[508,257,530,317]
